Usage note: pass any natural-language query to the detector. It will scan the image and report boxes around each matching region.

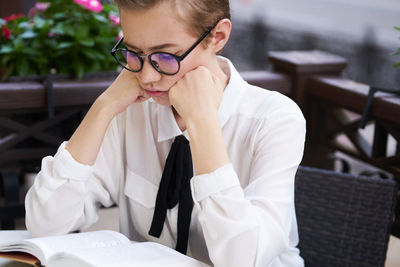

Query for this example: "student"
[25,0,306,266]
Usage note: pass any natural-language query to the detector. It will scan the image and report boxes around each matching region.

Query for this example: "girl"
[25,0,306,266]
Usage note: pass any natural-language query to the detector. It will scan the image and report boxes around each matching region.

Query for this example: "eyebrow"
[123,40,179,52]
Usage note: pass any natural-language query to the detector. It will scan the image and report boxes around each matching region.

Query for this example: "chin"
[152,96,171,106]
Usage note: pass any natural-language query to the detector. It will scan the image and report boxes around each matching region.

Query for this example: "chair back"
[0,170,25,229]
[295,166,397,267]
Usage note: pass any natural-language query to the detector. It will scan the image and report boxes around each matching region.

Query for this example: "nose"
[138,57,162,85]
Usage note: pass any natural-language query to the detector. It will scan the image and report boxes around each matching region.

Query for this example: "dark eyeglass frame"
[110,23,217,76]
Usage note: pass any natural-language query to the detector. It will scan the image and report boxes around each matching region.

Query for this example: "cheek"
[182,49,212,73]
[173,53,209,81]
[161,74,184,90]
[156,50,212,89]
[160,63,193,89]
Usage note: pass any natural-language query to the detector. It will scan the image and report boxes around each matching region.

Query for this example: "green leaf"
[17,21,30,29]
[20,31,37,39]
[93,14,108,23]
[76,63,84,79]
[33,16,46,29]
[83,49,104,60]
[18,58,29,76]
[0,45,14,54]
[53,13,67,20]
[394,26,400,31]
[57,42,74,49]
[62,24,75,36]
[24,48,42,56]
[12,38,24,52]
[76,25,89,39]
[78,39,95,47]
[393,62,400,68]
[1,54,11,65]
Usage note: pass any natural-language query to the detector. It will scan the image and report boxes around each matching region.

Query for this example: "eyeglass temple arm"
[111,21,218,57]
[178,23,217,61]
[111,37,124,53]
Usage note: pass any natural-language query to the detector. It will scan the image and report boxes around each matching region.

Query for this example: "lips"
[142,87,167,97]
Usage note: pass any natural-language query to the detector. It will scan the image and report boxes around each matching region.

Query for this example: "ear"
[211,19,232,53]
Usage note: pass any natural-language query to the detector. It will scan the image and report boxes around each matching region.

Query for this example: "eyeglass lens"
[114,50,179,74]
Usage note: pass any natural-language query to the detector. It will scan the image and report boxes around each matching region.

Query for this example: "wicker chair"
[295,166,398,267]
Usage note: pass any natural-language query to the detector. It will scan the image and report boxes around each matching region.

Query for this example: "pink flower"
[86,0,103,13]
[74,0,103,13]
[109,14,120,26]
[29,2,50,17]
[1,25,11,40]
[35,2,50,11]
[74,0,89,5]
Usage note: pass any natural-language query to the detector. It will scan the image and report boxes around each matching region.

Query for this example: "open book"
[0,230,206,267]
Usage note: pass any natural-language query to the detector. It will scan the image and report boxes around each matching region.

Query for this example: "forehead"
[119,2,194,50]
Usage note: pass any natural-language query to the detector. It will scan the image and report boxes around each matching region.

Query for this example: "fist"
[99,68,149,115]
[169,66,224,123]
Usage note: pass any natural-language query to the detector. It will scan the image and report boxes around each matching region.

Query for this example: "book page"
[0,231,38,265]
[0,230,130,265]
[0,231,30,245]
[47,241,207,267]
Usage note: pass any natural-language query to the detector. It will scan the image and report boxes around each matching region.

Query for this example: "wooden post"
[268,50,347,110]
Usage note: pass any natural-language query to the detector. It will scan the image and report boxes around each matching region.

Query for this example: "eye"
[152,60,160,69]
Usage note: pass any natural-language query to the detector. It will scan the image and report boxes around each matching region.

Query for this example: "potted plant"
[0,0,121,81]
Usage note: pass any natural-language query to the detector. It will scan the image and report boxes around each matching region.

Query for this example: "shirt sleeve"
[25,116,124,237]
[190,111,306,267]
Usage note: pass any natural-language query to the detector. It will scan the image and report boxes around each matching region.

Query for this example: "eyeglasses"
[110,24,216,76]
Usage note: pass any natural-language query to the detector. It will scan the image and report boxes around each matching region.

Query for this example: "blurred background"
[225,0,400,89]
[1,0,399,88]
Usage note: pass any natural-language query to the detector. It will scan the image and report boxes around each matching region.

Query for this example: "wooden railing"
[305,77,400,177]
[0,78,112,169]
[267,51,399,237]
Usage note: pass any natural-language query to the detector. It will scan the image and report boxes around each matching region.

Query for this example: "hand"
[98,68,149,116]
[169,66,224,123]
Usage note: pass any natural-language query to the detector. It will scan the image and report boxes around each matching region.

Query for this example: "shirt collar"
[154,56,246,143]
[156,104,185,142]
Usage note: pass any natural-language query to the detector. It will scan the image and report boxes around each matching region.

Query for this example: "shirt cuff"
[53,141,93,181]
[190,163,240,202]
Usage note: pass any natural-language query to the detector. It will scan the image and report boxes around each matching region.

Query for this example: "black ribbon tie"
[148,135,194,254]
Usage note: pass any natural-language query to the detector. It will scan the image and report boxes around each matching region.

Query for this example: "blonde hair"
[114,0,230,40]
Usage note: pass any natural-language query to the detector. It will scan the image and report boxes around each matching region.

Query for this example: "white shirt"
[25,57,306,267]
